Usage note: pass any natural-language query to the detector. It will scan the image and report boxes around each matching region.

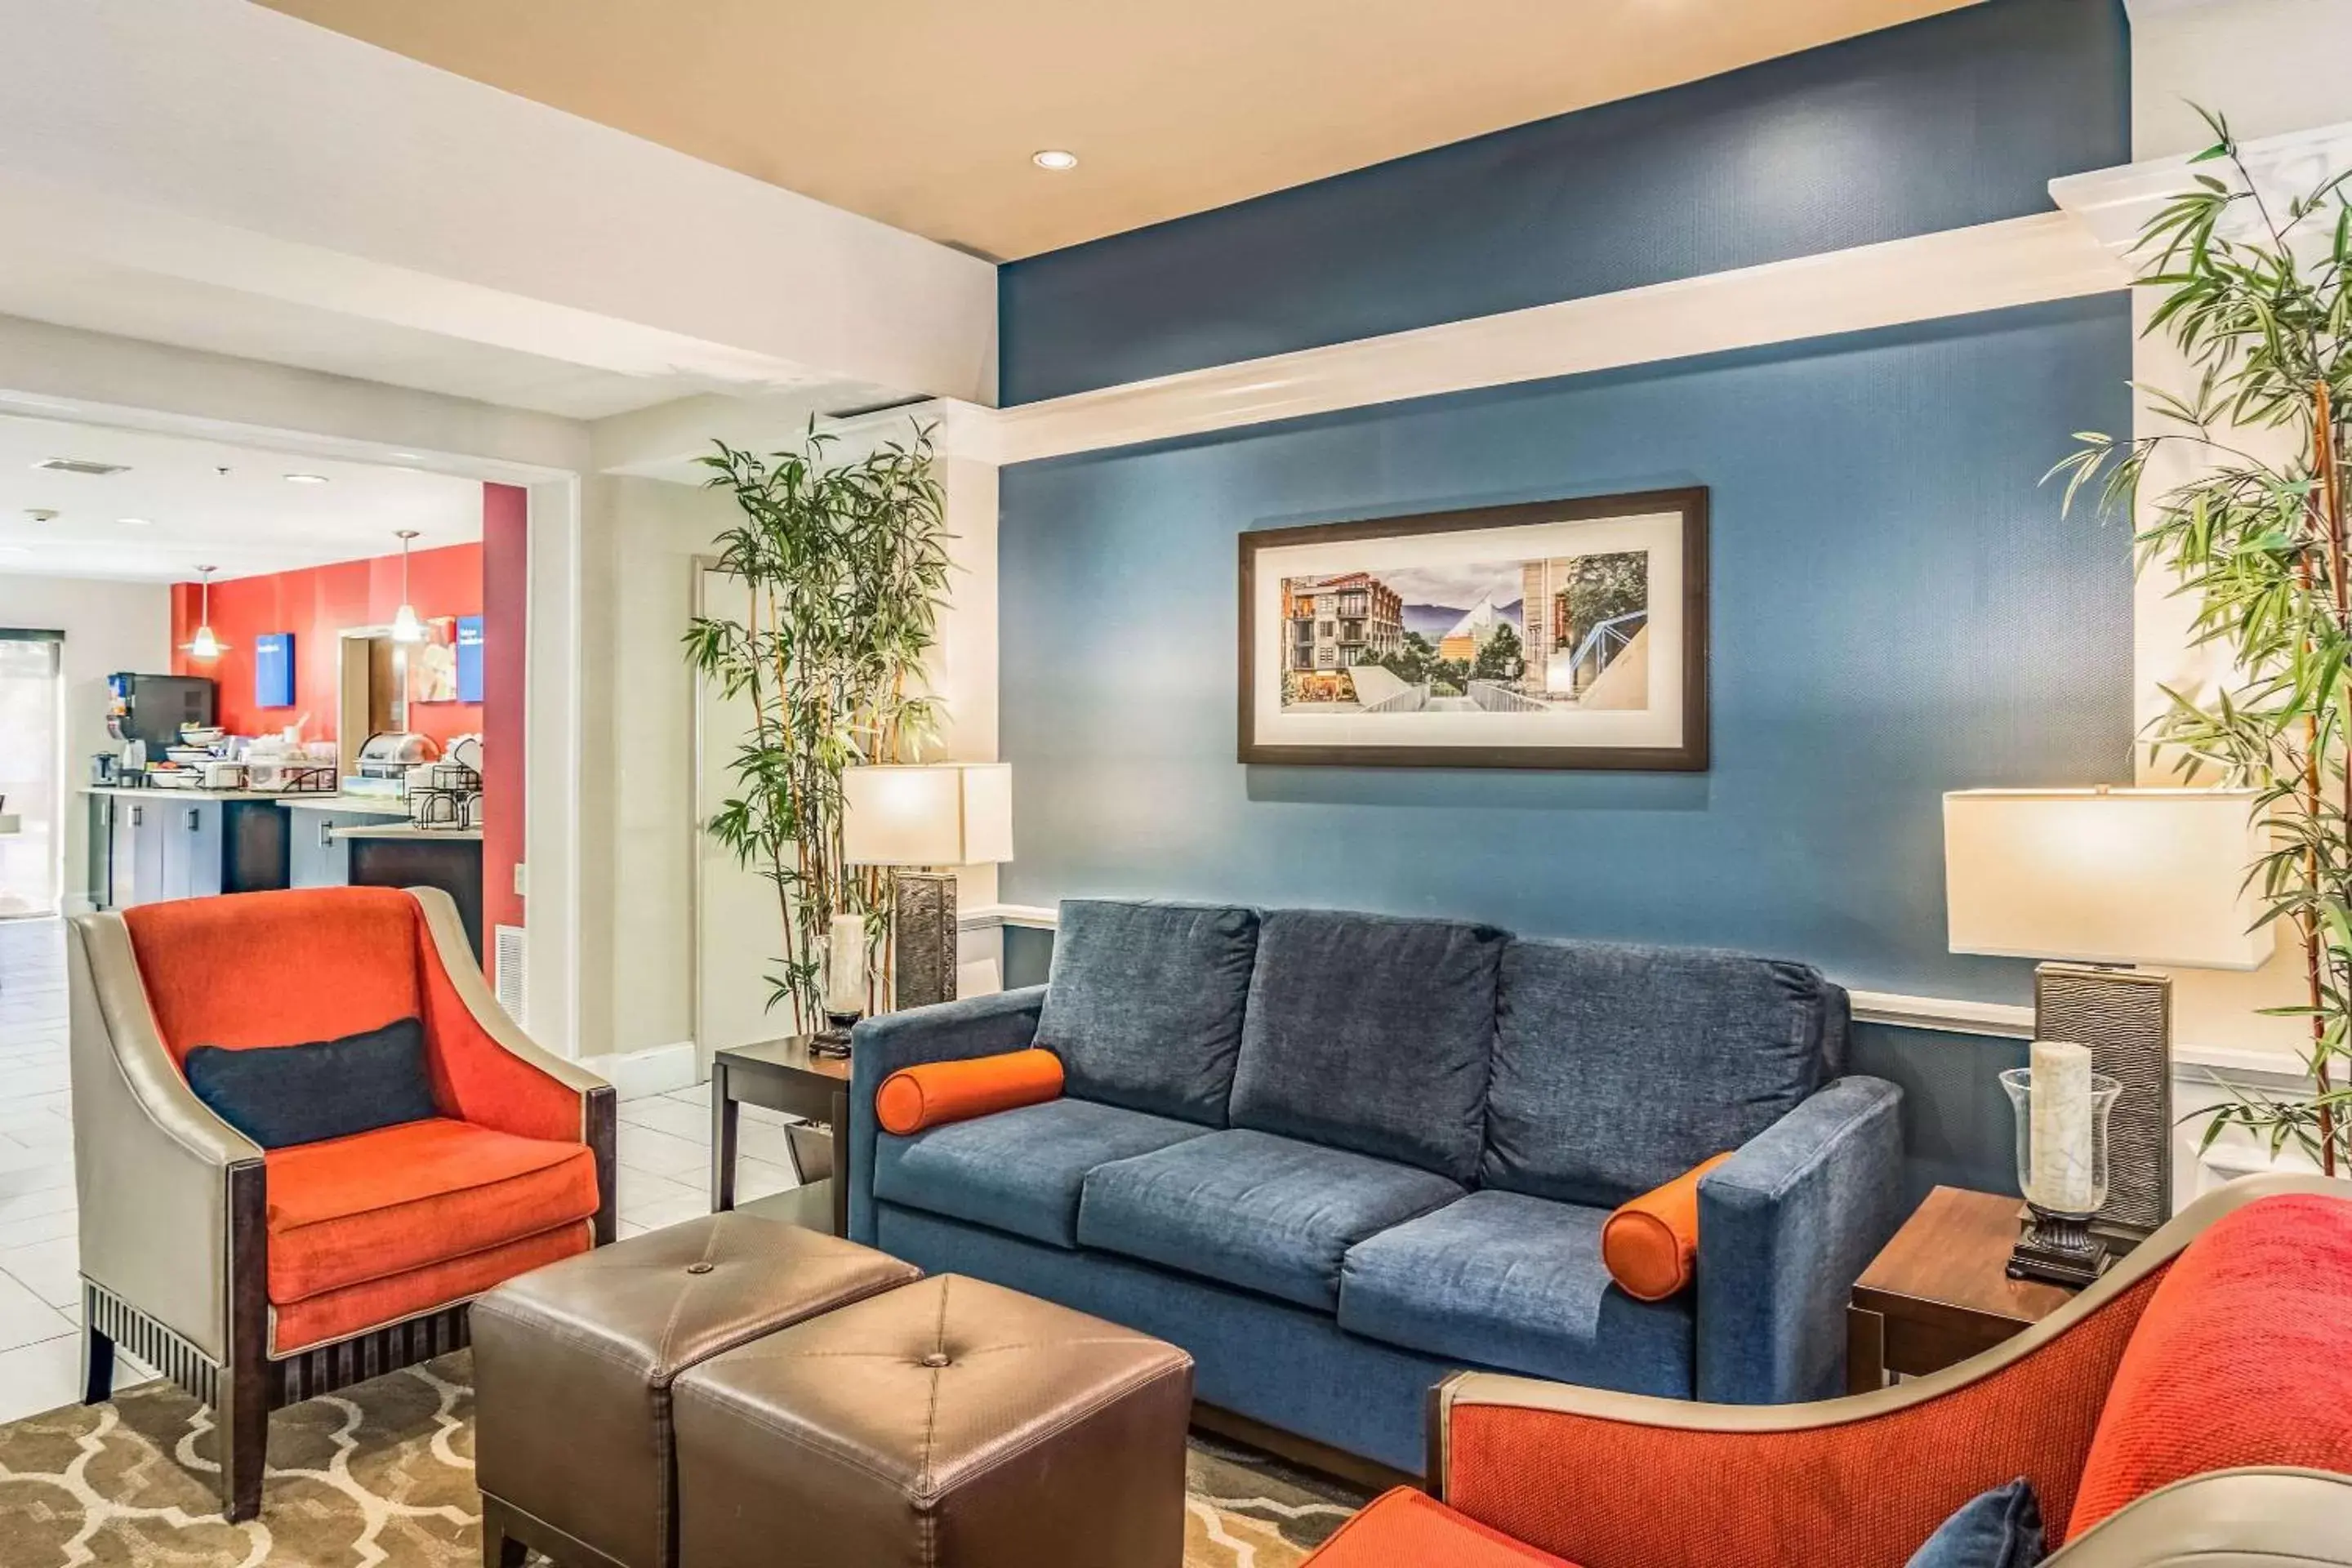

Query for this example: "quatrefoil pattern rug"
[0,1352,1363,1566]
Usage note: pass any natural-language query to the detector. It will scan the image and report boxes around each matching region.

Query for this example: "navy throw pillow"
[185,1018,439,1149]
[1907,1479,2045,1568]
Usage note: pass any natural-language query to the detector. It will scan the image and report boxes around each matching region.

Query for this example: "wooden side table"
[1846,1186,2082,1394]
[710,1036,851,1236]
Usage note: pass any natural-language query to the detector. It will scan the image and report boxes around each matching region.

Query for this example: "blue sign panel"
[456,615,485,704]
[255,632,296,709]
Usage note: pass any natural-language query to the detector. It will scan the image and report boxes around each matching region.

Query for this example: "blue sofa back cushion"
[1033,898,1260,1125]
[1484,939,1846,1208]
[1227,908,1506,1184]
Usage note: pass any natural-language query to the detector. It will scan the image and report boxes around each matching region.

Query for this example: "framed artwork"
[407,616,461,704]
[1238,488,1708,771]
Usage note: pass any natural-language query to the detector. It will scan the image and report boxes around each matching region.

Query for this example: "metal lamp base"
[2035,963,2172,1245]
[2008,1204,2112,1287]
[893,871,959,1012]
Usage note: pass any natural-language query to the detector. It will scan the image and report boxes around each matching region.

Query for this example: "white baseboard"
[581,1040,699,1101]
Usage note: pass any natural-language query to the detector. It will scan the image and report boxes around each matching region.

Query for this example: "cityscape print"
[1279,552,1650,715]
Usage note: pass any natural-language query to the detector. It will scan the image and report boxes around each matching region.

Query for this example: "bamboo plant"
[682,423,951,1031]
[2053,109,2351,1175]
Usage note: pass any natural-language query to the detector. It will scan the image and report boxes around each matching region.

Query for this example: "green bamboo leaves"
[683,422,951,1031]
[2052,109,2352,1175]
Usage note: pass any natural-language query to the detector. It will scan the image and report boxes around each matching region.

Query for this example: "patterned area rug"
[0,1352,1365,1566]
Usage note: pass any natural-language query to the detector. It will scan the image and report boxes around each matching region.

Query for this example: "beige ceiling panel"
[257,1,1977,260]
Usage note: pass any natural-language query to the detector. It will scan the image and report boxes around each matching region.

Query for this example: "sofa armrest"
[1696,1073,1905,1404]
[1426,1175,2341,1568]
[848,986,1046,1244]
[68,914,261,1365]
[2042,1469,2352,1567]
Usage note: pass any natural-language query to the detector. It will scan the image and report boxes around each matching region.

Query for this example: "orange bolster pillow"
[1601,1152,1734,1302]
[875,1050,1064,1136]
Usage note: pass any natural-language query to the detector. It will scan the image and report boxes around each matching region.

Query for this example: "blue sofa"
[848,899,1905,1475]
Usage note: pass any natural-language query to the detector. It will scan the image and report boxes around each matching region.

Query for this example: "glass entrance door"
[0,634,62,918]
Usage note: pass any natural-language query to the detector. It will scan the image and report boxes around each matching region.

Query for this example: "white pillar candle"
[2029,1039,2096,1214]
[823,915,868,1018]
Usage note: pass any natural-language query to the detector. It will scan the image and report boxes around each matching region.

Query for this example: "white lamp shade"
[842,763,1013,867]
[1943,789,2273,970]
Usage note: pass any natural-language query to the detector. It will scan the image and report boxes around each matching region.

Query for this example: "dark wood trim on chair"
[480,1491,633,1568]
[586,1084,619,1247]
[223,1158,270,1523]
[1190,1401,1420,1497]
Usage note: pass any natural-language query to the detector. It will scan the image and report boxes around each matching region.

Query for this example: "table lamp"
[1943,787,2271,1252]
[843,762,1013,1012]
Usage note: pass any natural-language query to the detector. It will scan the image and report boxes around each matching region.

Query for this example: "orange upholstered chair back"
[2067,1192,2352,1541]
[122,887,424,1066]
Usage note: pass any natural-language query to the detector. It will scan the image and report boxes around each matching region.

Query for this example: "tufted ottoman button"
[685,1263,715,1275]
[920,1351,951,1368]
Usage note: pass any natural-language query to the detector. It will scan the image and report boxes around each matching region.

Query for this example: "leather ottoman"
[474,1213,920,1568]
[673,1273,1195,1568]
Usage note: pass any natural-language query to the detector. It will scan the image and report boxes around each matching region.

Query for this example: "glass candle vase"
[2000,1062,2122,1219]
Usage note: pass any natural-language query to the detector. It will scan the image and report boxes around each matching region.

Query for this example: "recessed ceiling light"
[1031,149,1079,172]
[0,546,28,556]
[283,472,329,484]
[117,517,152,527]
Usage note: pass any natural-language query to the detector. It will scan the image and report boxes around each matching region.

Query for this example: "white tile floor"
[0,914,808,1424]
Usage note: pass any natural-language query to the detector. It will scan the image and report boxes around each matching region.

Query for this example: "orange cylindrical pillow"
[1601,1152,1735,1302]
[875,1050,1065,1136]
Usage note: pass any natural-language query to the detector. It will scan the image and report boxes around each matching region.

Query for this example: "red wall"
[480,483,528,938]
[172,541,485,748]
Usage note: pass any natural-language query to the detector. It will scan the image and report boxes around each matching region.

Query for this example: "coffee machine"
[105,674,216,759]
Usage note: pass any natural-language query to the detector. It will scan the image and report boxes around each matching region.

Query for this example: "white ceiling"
[0,412,483,583]
[0,243,746,422]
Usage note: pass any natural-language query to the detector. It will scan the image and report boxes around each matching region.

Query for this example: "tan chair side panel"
[2045,1469,2352,1566]
[66,914,257,1365]
[408,888,606,1115]
[1432,1172,2350,1479]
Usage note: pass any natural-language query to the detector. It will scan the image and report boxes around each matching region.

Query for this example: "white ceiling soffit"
[0,412,485,583]
[0,0,992,413]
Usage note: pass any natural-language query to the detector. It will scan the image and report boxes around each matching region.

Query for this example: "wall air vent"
[33,458,130,476]
[493,924,528,1025]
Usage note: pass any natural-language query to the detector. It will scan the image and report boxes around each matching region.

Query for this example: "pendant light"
[390,529,425,644]
[183,565,227,660]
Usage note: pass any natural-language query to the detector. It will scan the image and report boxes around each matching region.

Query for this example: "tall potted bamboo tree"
[683,423,951,1031]
[2056,111,2351,1175]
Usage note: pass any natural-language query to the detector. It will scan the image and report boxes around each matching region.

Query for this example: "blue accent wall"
[998,299,2133,1196]
[1000,0,2130,403]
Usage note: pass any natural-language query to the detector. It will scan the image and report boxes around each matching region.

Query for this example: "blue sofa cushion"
[1338,1190,1695,1396]
[1485,938,1848,1208]
[1033,899,1261,1125]
[1077,1129,1464,1310]
[1227,909,1506,1183]
[872,1097,1210,1249]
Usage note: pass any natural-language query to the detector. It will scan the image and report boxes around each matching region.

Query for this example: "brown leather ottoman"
[474,1213,920,1568]
[673,1273,1195,1568]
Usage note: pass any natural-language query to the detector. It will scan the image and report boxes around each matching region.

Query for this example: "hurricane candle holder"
[2000,1051,2123,1286]
[813,914,867,1054]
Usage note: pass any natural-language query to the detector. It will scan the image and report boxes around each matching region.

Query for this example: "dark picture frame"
[1237,487,1708,771]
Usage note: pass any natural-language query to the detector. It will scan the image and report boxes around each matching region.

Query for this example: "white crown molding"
[2051,117,2352,255]
[973,213,2126,467]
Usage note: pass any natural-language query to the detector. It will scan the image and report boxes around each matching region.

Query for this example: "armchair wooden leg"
[479,1495,530,1568]
[217,1362,270,1524]
[79,1317,114,1405]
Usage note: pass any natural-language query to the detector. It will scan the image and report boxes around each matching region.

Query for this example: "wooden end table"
[710,1036,851,1237]
[1845,1186,2082,1394]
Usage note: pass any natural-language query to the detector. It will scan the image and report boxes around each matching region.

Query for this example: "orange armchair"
[67,885,616,1521]
[1311,1174,2352,1568]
